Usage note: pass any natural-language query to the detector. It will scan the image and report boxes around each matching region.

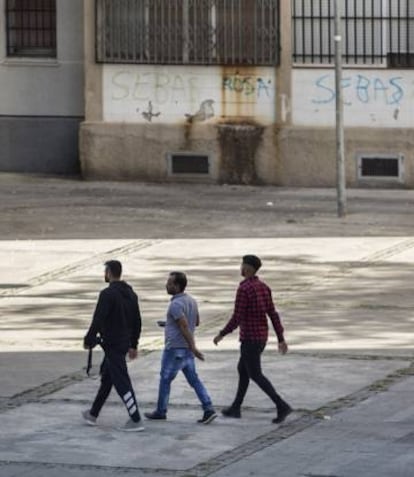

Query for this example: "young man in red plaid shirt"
[214,255,292,424]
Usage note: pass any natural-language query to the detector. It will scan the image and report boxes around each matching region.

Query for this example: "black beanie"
[242,255,262,271]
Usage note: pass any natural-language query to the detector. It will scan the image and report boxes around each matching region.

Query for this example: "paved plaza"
[0,175,414,476]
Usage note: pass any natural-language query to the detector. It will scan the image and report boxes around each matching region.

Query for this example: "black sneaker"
[198,409,217,424]
[272,405,292,424]
[221,406,241,418]
[144,411,166,420]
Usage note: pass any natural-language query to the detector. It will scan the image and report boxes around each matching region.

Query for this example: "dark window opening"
[293,0,414,66]
[6,0,57,58]
[96,0,280,66]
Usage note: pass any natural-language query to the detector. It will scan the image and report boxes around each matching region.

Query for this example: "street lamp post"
[334,0,346,217]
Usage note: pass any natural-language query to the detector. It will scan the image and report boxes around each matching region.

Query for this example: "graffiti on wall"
[141,101,161,122]
[223,75,273,98]
[292,69,414,127]
[104,66,277,123]
[111,71,200,105]
[312,73,404,106]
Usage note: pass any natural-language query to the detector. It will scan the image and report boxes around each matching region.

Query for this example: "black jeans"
[90,347,141,422]
[232,341,287,411]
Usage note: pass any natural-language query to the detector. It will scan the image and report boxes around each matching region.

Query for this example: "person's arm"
[214,286,247,345]
[128,296,142,360]
[266,288,288,355]
[177,316,204,361]
[130,295,142,350]
[84,291,108,349]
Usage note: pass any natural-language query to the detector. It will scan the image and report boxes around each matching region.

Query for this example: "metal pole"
[334,0,346,217]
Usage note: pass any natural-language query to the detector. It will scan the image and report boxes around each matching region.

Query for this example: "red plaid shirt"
[220,276,284,343]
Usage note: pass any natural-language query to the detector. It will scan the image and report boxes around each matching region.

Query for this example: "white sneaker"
[82,410,97,426]
[119,419,145,432]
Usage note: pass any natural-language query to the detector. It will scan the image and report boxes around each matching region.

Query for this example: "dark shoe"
[198,409,217,424]
[272,405,292,424]
[221,406,241,418]
[144,411,166,420]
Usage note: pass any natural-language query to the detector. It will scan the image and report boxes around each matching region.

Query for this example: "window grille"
[293,0,414,66]
[6,0,57,58]
[96,0,280,66]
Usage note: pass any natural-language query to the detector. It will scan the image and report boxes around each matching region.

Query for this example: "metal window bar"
[293,0,414,66]
[6,0,56,57]
[96,0,280,65]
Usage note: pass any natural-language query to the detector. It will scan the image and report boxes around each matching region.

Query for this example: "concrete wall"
[81,62,279,183]
[80,0,414,188]
[278,68,414,188]
[0,0,84,174]
[82,65,414,187]
[103,65,276,124]
[293,69,413,128]
[275,126,414,187]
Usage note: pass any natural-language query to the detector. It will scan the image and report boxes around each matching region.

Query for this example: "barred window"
[6,0,57,58]
[96,0,280,66]
[293,0,414,66]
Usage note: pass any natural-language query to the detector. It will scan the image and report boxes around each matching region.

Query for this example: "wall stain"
[218,121,264,185]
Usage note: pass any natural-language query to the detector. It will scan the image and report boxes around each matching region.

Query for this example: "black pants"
[90,347,141,422]
[232,341,288,412]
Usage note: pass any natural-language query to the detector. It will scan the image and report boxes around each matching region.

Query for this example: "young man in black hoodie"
[82,260,144,432]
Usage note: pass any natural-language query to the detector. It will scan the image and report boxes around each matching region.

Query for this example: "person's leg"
[90,356,113,418]
[155,348,184,416]
[181,350,214,412]
[106,348,141,422]
[243,342,289,412]
[230,345,251,410]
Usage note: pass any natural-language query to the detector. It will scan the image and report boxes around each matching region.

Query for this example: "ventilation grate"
[361,157,399,177]
[357,154,404,182]
[169,154,209,175]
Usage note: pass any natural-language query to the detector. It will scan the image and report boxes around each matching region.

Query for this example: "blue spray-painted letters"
[312,74,404,106]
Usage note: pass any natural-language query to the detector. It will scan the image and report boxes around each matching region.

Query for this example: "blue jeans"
[156,348,213,415]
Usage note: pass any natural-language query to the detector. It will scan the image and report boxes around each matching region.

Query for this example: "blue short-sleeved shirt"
[165,293,198,349]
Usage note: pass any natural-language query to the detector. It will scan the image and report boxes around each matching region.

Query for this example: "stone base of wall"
[80,122,414,188]
[276,127,414,188]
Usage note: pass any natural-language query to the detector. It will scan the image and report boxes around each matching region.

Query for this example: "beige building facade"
[81,0,414,188]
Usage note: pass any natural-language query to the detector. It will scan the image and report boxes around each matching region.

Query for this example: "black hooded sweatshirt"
[84,281,142,351]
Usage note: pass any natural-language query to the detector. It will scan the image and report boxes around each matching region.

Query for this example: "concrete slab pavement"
[1,177,414,476]
[208,376,414,477]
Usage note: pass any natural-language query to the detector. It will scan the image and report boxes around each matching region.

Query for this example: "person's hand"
[278,341,288,355]
[128,348,138,360]
[83,338,92,350]
[193,348,205,361]
[213,334,223,346]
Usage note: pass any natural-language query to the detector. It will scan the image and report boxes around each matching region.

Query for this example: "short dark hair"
[242,255,262,271]
[105,260,122,278]
[170,271,187,292]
